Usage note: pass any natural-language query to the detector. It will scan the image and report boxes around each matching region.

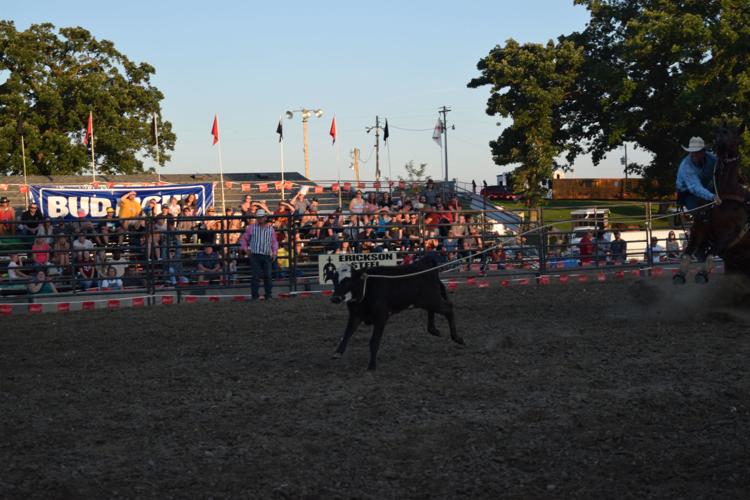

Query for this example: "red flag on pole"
[329,116,337,145]
[83,111,93,146]
[211,115,219,145]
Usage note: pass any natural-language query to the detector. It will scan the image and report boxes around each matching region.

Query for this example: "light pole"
[286,108,323,179]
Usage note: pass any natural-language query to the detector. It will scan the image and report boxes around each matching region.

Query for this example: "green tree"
[565,0,750,193]
[0,21,175,176]
[400,160,428,182]
[468,39,583,206]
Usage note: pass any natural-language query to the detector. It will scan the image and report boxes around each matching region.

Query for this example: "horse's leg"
[695,252,711,284]
[674,253,691,284]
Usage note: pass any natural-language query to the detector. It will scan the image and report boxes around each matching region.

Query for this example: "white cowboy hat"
[682,136,706,152]
[255,209,267,217]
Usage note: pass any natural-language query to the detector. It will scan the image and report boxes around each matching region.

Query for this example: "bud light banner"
[29,183,214,219]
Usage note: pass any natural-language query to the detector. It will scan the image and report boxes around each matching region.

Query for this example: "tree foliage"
[400,160,428,182]
[0,21,175,176]
[468,39,583,206]
[470,0,750,202]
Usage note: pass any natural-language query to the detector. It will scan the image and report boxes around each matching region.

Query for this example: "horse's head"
[715,125,741,161]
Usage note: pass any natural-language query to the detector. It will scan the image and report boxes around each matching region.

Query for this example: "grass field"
[494,199,678,231]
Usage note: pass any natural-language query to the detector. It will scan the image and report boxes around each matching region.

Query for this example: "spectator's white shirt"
[647,244,665,263]
[7,261,21,280]
[36,224,55,245]
[72,238,94,253]
[109,257,129,278]
[101,278,123,289]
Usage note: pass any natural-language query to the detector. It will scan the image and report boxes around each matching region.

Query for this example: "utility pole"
[366,116,385,182]
[439,106,451,182]
[621,143,629,199]
[351,148,361,182]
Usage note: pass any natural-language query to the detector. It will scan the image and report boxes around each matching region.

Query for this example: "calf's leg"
[367,318,387,371]
[427,311,440,336]
[333,314,362,359]
[440,300,464,345]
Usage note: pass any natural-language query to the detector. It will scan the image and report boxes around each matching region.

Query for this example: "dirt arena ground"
[2,276,750,499]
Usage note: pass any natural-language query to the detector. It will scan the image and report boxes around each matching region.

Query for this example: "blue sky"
[6,0,644,183]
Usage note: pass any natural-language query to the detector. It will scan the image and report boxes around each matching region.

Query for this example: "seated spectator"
[349,190,365,216]
[379,192,394,209]
[176,205,199,245]
[179,193,198,213]
[578,231,594,265]
[608,230,627,264]
[290,190,310,217]
[7,253,31,282]
[72,233,95,261]
[19,201,43,236]
[364,192,378,215]
[239,194,254,216]
[76,251,96,289]
[197,206,220,245]
[108,250,129,278]
[100,266,123,291]
[96,207,123,246]
[645,236,666,264]
[31,236,51,269]
[167,196,182,217]
[36,217,55,245]
[95,250,111,279]
[27,270,58,294]
[118,191,143,231]
[0,196,15,235]
[52,234,71,274]
[70,209,97,237]
[196,243,221,282]
[223,207,243,245]
[666,231,681,259]
[422,179,438,206]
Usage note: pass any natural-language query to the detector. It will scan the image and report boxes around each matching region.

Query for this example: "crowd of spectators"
[1,180,684,295]
[0,180,500,294]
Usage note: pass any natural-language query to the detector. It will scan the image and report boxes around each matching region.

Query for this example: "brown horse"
[674,126,750,284]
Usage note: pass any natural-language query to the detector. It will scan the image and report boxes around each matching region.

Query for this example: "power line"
[389,124,434,132]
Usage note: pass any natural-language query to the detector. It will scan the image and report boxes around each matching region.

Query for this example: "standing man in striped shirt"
[239,209,278,300]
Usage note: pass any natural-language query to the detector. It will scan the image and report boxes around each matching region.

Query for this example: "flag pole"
[154,112,161,184]
[216,115,226,212]
[20,134,28,208]
[90,129,96,183]
[280,115,286,201]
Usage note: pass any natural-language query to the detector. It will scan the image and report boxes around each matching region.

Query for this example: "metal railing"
[0,200,686,302]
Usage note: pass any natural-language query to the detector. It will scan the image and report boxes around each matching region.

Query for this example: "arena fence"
[0,200,690,304]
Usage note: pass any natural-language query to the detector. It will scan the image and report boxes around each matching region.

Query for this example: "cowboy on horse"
[674,128,750,284]
[675,136,721,211]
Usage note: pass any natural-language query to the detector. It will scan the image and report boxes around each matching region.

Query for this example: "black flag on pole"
[383,119,390,142]
[276,120,283,142]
